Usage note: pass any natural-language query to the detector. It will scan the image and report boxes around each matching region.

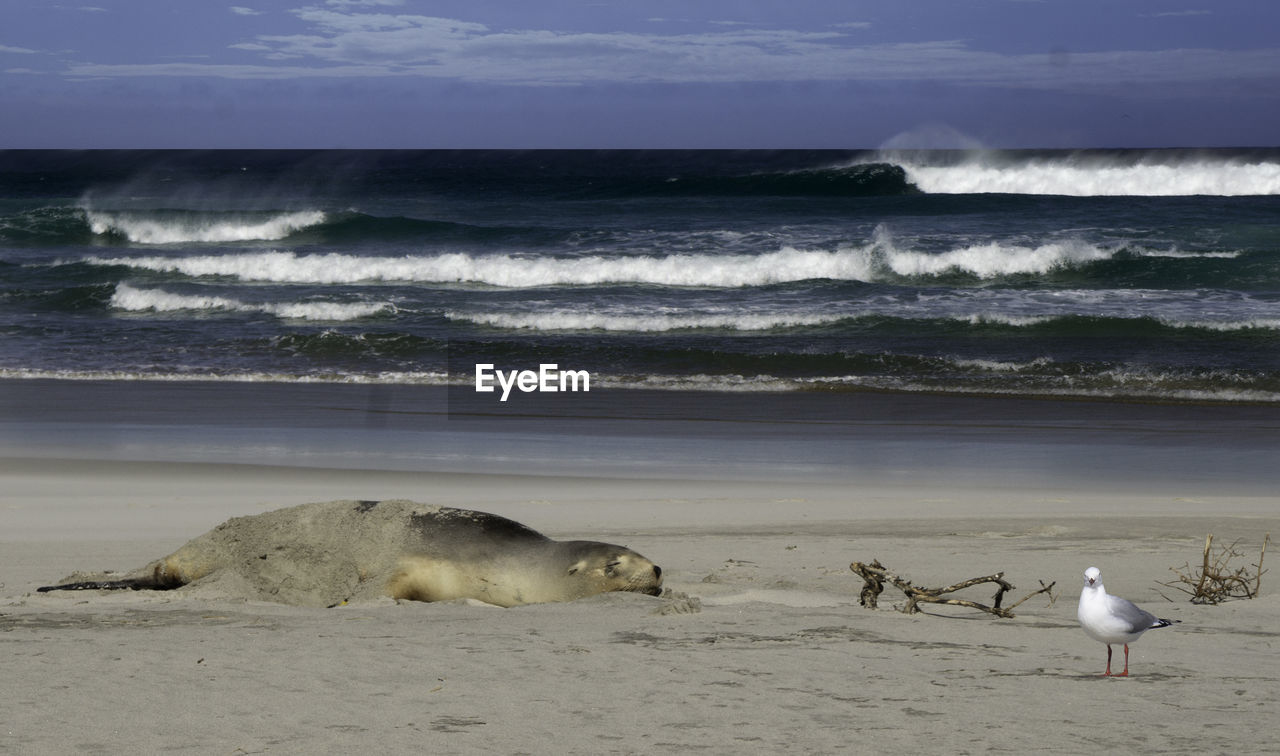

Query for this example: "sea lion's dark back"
[405,505,550,556]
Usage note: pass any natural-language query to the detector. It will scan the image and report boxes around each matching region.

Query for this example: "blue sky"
[3,1,1278,148]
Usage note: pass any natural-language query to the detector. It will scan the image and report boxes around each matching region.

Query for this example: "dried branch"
[1163,532,1269,604]
[1006,580,1058,612]
[849,560,1056,618]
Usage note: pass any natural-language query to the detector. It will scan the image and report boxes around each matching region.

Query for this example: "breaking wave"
[110,283,394,321]
[447,309,1280,335]
[0,367,450,385]
[82,235,1249,288]
[893,155,1280,196]
[448,311,850,332]
[86,248,877,286]
[87,209,328,244]
[882,239,1113,277]
[0,205,533,248]
[77,243,1091,287]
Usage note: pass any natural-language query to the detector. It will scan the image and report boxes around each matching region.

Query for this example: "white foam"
[452,289,1280,334]
[109,283,393,321]
[86,209,327,243]
[950,356,1056,372]
[596,374,800,392]
[885,240,1112,278]
[1168,317,1280,332]
[957,313,1055,327]
[448,310,1084,333]
[83,248,879,286]
[447,310,846,332]
[83,235,1132,287]
[4,367,1276,404]
[897,158,1280,196]
[1135,249,1241,259]
[0,368,449,384]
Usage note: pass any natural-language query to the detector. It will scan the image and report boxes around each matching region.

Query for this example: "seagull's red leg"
[1120,644,1130,676]
[1104,644,1113,676]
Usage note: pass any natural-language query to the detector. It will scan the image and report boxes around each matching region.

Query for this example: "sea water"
[2,149,1278,404]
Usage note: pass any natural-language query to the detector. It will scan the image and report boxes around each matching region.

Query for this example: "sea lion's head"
[563,542,663,597]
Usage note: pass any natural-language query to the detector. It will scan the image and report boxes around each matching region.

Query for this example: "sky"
[2,0,1279,148]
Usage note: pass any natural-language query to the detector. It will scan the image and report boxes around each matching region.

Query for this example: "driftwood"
[1162,533,1269,604]
[849,560,1056,618]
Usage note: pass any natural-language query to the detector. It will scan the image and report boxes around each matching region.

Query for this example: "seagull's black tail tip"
[1153,617,1179,629]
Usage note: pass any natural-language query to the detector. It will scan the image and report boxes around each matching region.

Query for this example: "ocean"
[2,148,1279,404]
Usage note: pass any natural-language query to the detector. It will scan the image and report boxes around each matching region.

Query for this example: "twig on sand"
[849,560,1056,618]
[1162,532,1269,604]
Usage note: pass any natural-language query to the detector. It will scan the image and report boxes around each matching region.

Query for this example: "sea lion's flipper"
[37,577,173,592]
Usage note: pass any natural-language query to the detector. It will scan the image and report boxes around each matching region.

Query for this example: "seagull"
[1078,566,1178,676]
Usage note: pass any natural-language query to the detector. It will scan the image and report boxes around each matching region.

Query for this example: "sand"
[2,463,1277,754]
[3,383,1279,753]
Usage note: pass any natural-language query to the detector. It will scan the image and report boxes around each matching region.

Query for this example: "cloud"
[64,61,400,79]
[1149,10,1212,18]
[325,0,406,6]
[231,6,265,16]
[1,44,41,54]
[226,12,886,84]
[47,8,1280,96]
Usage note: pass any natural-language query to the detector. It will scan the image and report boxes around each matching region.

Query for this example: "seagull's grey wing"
[1106,594,1159,632]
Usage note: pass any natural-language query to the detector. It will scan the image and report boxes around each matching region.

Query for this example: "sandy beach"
[4,2,1280,749]
[3,381,1279,754]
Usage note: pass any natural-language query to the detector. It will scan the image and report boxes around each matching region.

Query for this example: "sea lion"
[37,499,663,608]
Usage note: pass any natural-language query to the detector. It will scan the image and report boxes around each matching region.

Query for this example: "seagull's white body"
[1078,566,1177,676]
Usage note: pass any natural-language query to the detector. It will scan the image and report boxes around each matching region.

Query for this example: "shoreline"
[6,370,1280,408]
[4,377,1279,490]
